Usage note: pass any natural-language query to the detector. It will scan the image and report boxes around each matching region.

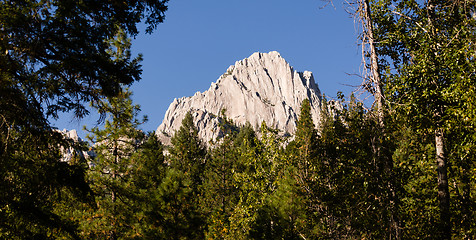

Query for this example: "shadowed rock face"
[156,51,322,145]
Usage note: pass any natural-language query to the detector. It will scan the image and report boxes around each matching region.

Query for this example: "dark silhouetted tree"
[0,0,168,237]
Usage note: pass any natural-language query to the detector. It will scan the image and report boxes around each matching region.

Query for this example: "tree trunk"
[435,128,451,239]
[361,0,399,238]
[362,0,385,129]
[110,143,118,240]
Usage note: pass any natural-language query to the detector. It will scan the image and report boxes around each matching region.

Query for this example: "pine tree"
[169,112,206,187]
[0,1,168,237]
[293,99,318,192]
[129,133,168,238]
[263,168,308,240]
[296,95,391,238]
[202,112,240,239]
[154,168,196,239]
[275,99,318,239]
[167,111,207,239]
[83,89,146,239]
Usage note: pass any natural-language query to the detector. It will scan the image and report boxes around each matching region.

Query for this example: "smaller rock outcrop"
[58,129,93,162]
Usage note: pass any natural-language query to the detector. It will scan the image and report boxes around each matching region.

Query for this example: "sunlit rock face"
[156,51,322,145]
[58,129,93,162]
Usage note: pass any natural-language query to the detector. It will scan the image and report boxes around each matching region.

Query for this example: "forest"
[1,0,475,239]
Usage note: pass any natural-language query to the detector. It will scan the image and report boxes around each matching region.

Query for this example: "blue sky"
[54,0,363,137]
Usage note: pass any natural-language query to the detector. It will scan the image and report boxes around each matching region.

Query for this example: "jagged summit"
[156,51,322,145]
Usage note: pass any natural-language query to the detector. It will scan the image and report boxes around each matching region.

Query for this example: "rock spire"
[156,51,322,145]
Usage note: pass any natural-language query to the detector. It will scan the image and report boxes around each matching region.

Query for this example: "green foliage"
[44,90,476,239]
[0,131,91,239]
[298,96,378,238]
[293,99,318,182]
[168,111,207,239]
[226,122,282,239]
[1,0,168,120]
[151,168,197,239]
[169,112,206,185]
[0,1,168,237]
[202,132,239,238]
[292,99,318,192]
[391,126,439,238]
[369,0,476,237]
[253,167,308,240]
[81,89,146,239]
[3,1,475,238]
[129,133,168,238]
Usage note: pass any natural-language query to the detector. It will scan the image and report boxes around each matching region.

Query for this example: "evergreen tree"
[234,122,258,152]
[82,89,146,239]
[158,168,196,239]
[129,133,168,238]
[202,112,240,239]
[0,130,91,239]
[167,111,207,239]
[293,99,318,186]
[252,165,307,240]
[0,1,168,237]
[294,95,392,238]
[276,99,318,239]
[169,112,206,187]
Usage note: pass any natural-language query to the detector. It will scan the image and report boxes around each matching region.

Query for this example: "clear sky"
[53,0,363,138]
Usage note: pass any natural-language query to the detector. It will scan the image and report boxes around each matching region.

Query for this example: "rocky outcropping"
[156,51,322,145]
[58,129,93,162]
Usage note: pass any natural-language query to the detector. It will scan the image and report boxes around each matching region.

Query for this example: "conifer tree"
[169,112,206,187]
[234,122,258,151]
[167,111,207,239]
[154,168,196,239]
[129,133,168,238]
[293,99,318,192]
[297,95,390,238]
[274,99,318,239]
[295,99,318,154]
[202,111,240,238]
[83,89,146,239]
[0,1,168,237]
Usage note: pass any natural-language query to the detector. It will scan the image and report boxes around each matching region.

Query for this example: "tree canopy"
[2,0,475,239]
[0,0,168,238]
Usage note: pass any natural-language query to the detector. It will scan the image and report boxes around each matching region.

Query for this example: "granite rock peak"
[156,51,322,145]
